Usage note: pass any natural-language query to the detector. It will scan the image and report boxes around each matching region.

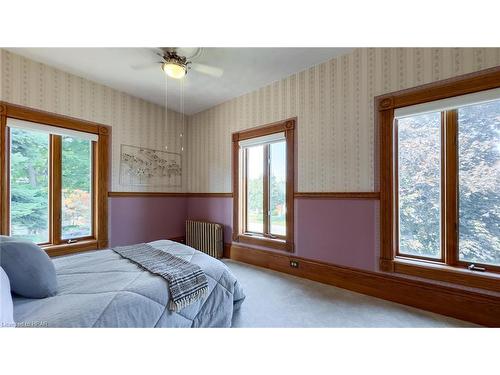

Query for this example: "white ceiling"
[7,47,353,115]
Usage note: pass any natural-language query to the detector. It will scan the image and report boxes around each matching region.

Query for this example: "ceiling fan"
[132,47,224,79]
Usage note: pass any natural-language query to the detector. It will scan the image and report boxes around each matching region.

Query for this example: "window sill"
[237,233,293,252]
[388,257,500,293]
[42,239,99,257]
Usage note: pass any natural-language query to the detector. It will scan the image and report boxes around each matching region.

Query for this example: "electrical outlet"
[290,260,299,268]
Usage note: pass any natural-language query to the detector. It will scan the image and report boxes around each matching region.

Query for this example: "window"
[246,144,265,234]
[397,112,442,260]
[396,102,500,266]
[457,101,500,266]
[9,127,50,244]
[61,135,93,239]
[243,137,287,237]
[1,102,110,256]
[269,141,287,237]
[232,119,295,251]
[378,68,500,292]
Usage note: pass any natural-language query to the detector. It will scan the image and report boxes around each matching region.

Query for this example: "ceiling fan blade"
[176,47,201,59]
[131,61,162,71]
[191,63,223,78]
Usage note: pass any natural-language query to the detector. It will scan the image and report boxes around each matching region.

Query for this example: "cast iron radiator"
[185,220,224,259]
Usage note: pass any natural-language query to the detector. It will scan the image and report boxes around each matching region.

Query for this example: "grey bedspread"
[13,240,245,328]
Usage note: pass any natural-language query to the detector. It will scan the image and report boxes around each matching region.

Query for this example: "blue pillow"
[1,266,15,327]
[0,236,58,298]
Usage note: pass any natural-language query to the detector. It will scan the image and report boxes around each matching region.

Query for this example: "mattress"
[13,240,245,328]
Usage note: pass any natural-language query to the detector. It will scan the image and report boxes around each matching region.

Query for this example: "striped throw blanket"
[112,243,208,312]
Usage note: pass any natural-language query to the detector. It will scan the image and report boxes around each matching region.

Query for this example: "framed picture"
[119,144,182,187]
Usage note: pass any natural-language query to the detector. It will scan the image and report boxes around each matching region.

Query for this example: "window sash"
[60,135,94,241]
[395,113,444,262]
[9,128,51,244]
[242,142,285,239]
[244,146,265,235]
[394,108,457,264]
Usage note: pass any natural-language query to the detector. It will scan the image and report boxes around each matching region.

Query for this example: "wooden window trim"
[377,66,500,292]
[262,143,270,236]
[444,109,459,266]
[392,257,500,293]
[50,134,62,244]
[238,234,290,251]
[232,118,295,252]
[0,102,110,257]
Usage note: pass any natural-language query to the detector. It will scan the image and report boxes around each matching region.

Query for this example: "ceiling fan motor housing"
[164,51,190,71]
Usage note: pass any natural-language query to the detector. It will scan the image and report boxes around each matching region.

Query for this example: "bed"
[12,240,245,328]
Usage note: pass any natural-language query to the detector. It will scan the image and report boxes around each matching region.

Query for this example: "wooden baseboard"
[223,243,232,258]
[228,244,500,327]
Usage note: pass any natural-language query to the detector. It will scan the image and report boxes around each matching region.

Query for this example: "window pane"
[62,136,92,239]
[398,112,442,258]
[246,145,264,233]
[9,128,49,243]
[269,141,286,236]
[458,100,500,266]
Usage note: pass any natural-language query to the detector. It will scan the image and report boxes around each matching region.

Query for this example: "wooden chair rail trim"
[108,192,233,197]
[294,192,380,199]
[229,244,500,327]
[186,193,233,198]
[109,192,380,199]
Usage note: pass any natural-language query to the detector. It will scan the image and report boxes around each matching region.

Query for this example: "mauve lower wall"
[109,196,377,271]
[186,196,378,272]
[295,199,378,271]
[186,197,233,244]
[109,197,187,247]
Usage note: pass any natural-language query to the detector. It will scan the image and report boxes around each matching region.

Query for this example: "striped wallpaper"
[2,48,499,194]
[186,48,500,193]
[0,49,187,192]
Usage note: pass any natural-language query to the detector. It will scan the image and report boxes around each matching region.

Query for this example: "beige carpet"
[224,259,477,328]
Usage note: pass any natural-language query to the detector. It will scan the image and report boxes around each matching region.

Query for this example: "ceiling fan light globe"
[162,62,186,79]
